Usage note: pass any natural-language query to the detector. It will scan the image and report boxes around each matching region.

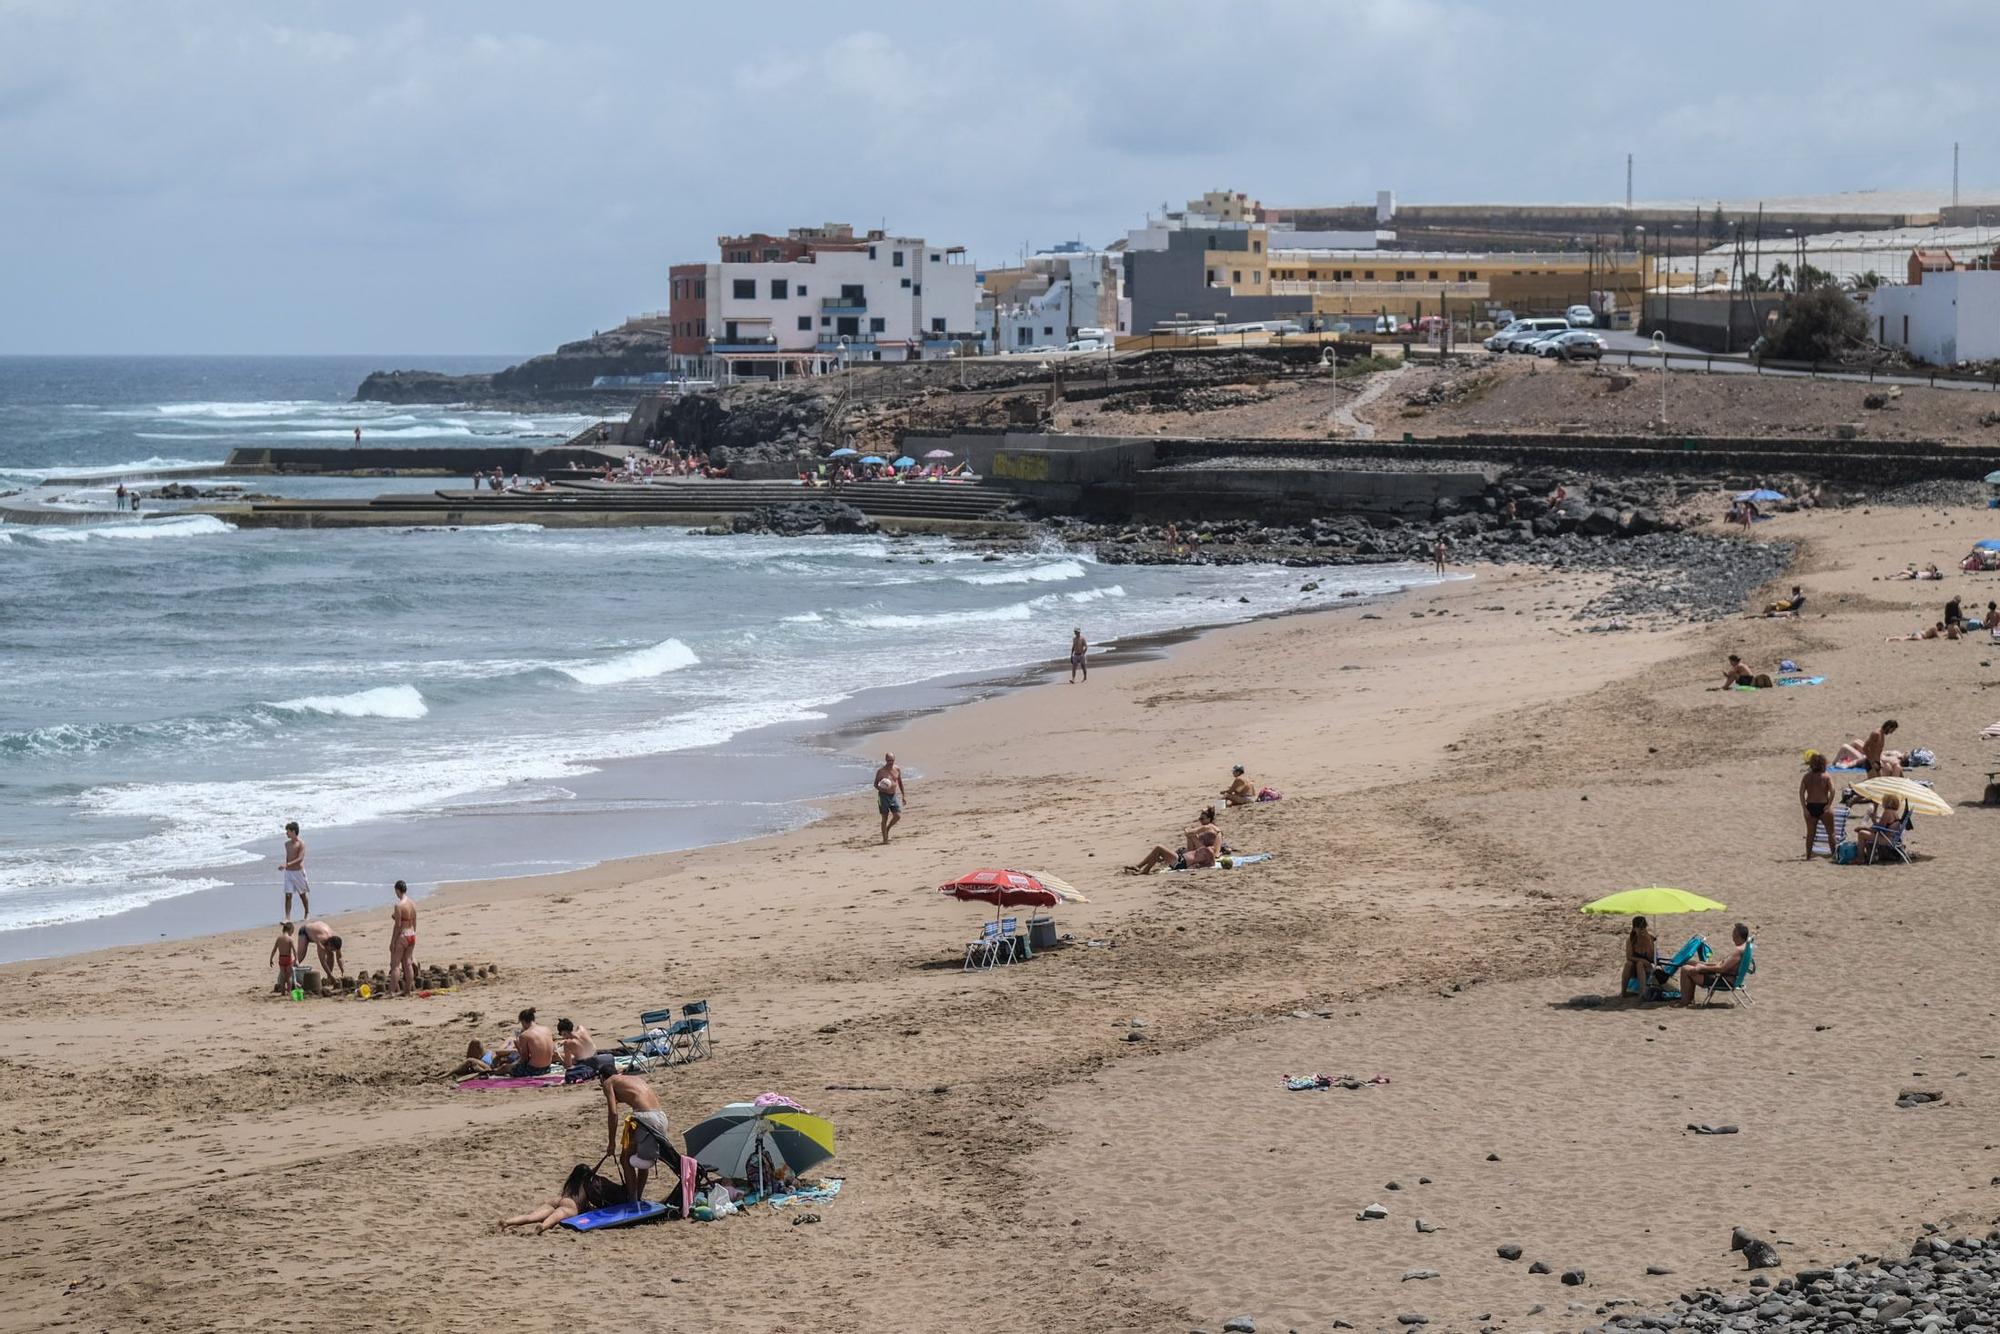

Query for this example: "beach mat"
[1169,852,1272,872]
[456,1074,565,1091]
[1776,676,1826,687]
[561,1200,671,1232]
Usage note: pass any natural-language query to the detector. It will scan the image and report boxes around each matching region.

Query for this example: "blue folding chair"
[1629,935,1709,1001]
[963,920,1002,970]
[673,1000,712,1062]
[621,1008,679,1069]
[1700,940,1757,1007]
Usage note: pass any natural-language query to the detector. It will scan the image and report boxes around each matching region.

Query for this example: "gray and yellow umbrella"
[683,1097,836,1189]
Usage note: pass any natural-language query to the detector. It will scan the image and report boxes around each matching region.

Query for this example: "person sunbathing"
[557,1018,596,1068]
[1221,765,1255,806]
[1675,923,1750,1006]
[497,1162,625,1234]
[1721,654,1757,688]
[1854,794,1907,857]
[511,1008,558,1076]
[1620,915,1657,998]
[1126,821,1221,874]
[1762,586,1805,616]
[1983,601,2000,631]
[448,1039,498,1079]
[1888,622,1950,641]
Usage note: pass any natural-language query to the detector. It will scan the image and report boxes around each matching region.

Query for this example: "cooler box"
[1028,916,1058,952]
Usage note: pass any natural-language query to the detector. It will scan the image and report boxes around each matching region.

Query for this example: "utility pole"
[1626,153,1633,210]
[1954,142,1961,210]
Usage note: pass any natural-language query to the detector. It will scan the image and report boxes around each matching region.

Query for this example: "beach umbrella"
[892,456,916,469]
[1851,777,1952,817]
[1975,539,2000,551]
[1734,488,1785,503]
[923,449,955,460]
[1983,471,2000,485]
[859,455,886,465]
[1580,887,1727,916]
[1021,870,1089,904]
[827,448,859,459]
[938,868,1061,914]
[683,1099,836,1189]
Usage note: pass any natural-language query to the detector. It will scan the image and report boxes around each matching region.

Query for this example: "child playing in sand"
[269,920,296,991]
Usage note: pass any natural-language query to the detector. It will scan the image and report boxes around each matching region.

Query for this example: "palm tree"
[1847,270,1884,293]
[1770,261,1792,293]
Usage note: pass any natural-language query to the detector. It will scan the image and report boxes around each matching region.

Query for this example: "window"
[1458,271,1475,282]
[797,285,807,297]
[870,317,885,332]
[1428,271,1439,280]
[1252,239,1262,254]
[929,253,940,262]
[762,247,780,261]
[821,315,830,327]
[797,316,811,331]
[771,279,789,300]
[868,245,877,259]
[1364,271,1375,280]
[893,250,905,267]
[1232,271,1242,284]
[931,317,946,333]
[732,279,755,300]
[1207,269,1220,284]
[694,280,705,299]
[695,318,705,337]
[901,277,911,289]
[1253,271,1262,283]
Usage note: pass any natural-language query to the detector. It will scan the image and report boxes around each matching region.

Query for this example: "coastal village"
[9,121,2000,1334]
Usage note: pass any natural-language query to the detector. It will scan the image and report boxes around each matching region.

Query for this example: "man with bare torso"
[1799,753,1837,860]
[280,821,310,919]
[296,919,344,980]
[1863,720,1899,778]
[511,1007,556,1076]
[874,753,907,845]
[557,1018,596,1068]
[598,1064,677,1204]
[388,879,417,996]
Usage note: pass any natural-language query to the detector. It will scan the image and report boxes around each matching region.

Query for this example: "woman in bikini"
[1621,916,1657,998]
[497,1162,623,1234]
[1800,751,1837,860]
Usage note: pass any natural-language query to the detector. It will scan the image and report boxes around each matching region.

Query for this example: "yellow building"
[1267,248,1649,323]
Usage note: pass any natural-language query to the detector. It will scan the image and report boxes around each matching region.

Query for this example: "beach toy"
[357,983,372,999]
[289,987,305,1002]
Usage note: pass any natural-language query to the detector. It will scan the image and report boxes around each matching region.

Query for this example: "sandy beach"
[4,499,1998,1334]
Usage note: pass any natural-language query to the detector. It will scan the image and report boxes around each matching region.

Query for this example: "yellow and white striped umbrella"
[1851,777,1952,817]
[1024,871,1089,904]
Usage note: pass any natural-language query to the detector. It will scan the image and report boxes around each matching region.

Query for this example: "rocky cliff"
[354,325,676,405]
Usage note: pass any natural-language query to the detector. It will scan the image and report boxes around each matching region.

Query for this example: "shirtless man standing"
[280,821,310,920]
[1863,720,1899,778]
[598,1064,676,1204]
[388,880,417,996]
[874,753,907,845]
[1069,629,1089,684]
[296,919,345,980]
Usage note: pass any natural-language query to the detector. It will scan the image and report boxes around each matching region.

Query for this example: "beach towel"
[560,1200,671,1232]
[1982,721,2000,739]
[766,1178,843,1209]
[1168,852,1273,872]
[1284,1073,1390,1091]
[1774,676,1826,687]
[456,1074,566,1091]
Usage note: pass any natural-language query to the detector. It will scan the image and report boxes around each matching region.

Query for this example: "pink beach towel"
[456,1074,565,1091]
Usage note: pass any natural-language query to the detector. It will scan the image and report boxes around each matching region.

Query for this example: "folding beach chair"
[621,1009,680,1069]
[963,919,1002,971]
[1863,817,1911,865]
[996,916,1025,964]
[1700,940,1757,1007]
[672,1000,712,1063]
[1634,936,1709,1002]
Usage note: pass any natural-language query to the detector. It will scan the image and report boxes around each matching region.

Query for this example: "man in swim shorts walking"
[388,879,417,996]
[280,821,310,919]
[1069,628,1089,684]
[874,753,907,845]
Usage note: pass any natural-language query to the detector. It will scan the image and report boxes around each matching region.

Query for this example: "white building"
[1871,268,2000,365]
[679,234,979,379]
[984,246,1131,351]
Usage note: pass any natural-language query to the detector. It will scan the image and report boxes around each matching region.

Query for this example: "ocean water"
[0,357,1438,961]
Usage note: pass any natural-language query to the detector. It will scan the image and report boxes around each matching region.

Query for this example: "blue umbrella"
[1735,489,1785,503]
[827,448,859,459]
[1975,539,2000,551]
[1983,470,2000,485]
[859,455,886,465]
[892,456,916,469]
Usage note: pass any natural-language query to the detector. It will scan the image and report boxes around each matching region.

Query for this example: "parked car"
[1566,305,1598,328]
[1063,338,1105,353]
[1535,330,1608,361]
[1484,316,1568,351]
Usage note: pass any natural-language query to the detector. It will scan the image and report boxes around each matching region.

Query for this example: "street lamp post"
[1652,331,1668,426]
[948,339,965,388]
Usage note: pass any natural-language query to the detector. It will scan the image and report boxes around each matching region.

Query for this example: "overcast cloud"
[3,0,1996,354]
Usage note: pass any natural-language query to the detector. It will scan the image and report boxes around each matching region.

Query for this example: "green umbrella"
[1581,887,1727,915]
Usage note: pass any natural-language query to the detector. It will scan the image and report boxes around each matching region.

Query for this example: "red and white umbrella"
[936,868,1087,916]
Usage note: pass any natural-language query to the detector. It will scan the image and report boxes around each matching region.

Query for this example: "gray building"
[1123,228,1309,334]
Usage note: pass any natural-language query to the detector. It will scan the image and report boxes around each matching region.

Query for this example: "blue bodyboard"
[561,1200,669,1231]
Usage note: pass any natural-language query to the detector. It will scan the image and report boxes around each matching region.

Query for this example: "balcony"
[816,333,879,352]
[821,296,867,313]
[708,334,781,353]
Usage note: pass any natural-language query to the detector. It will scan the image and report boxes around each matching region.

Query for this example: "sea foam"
[270,684,429,720]
[557,638,699,686]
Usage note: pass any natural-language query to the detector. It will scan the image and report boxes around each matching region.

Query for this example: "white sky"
[3,0,1997,353]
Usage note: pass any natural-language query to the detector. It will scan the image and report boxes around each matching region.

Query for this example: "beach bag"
[1909,748,1936,768]
[1256,787,1283,802]
[1752,674,1775,689]
[1834,841,1858,866]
